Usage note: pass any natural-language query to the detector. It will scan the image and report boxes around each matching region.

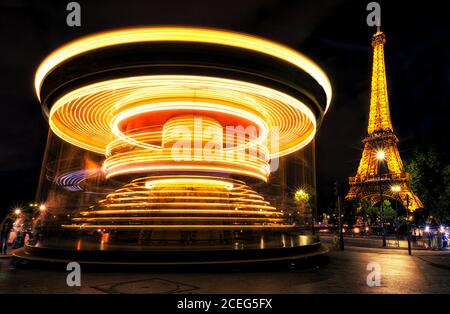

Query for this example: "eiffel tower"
[346,27,423,211]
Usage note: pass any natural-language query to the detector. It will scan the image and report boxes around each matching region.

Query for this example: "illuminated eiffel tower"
[346,27,423,211]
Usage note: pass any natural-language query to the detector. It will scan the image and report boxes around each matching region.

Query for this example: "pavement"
[0,242,449,294]
[320,233,450,251]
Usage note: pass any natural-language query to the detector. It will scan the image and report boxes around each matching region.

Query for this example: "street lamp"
[376,149,387,247]
[39,204,47,212]
[391,185,401,193]
[14,208,22,215]
[376,150,386,161]
[391,185,401,244]
[404,193,412,255]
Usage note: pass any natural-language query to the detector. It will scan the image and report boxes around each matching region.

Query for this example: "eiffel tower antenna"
[346,28,423,211]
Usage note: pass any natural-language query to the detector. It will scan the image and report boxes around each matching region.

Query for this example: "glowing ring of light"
[35,27,331,112]
[63,175,299,231]
[110,101,269,153]
[54,168,101,191]
[49,75,317,159]
[103,158,271,182]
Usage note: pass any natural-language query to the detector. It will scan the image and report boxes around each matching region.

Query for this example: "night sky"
[1,0,449,214]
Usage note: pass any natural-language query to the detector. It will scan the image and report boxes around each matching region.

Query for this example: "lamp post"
[405,194,411,255]
[391,185,401,245]
[334,181,344,250]
[376,150,387,247]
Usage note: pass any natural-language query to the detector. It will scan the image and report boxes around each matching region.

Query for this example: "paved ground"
[319,233,447,250]
[1,242,449,294]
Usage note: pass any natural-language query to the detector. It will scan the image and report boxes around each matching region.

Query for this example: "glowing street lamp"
[39,204,47,211]
[376,150,386,161]
[14,208,22,215]
[391,185,401,193]
[390,184,402,244]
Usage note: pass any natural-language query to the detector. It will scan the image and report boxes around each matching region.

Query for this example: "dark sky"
[1,0,449,213]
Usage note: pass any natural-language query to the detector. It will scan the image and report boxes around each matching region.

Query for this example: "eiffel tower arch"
[346,27,423,212]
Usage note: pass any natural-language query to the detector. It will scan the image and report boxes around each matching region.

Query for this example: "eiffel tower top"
[367,26,393,135]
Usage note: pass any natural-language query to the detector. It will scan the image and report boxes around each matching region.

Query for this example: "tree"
[404,144,450,224]
[293,185,315,226]
[382,200,396,220]
[359,198,378,225]
[342,198,358,226]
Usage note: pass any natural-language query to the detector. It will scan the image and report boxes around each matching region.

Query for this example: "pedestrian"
[443,233,448,248]
[12,229,24,249]
[1,221,12,254]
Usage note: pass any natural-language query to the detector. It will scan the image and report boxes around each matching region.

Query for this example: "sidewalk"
[0,247,13,258]
[320,233,450,251]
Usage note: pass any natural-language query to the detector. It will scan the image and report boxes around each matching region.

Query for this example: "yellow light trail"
[72,217,285,222]
[35,27,331,111]
[145,178,234,190]
[80,209,279,216]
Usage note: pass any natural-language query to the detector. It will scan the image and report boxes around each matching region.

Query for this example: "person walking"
[1,221,12,254]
